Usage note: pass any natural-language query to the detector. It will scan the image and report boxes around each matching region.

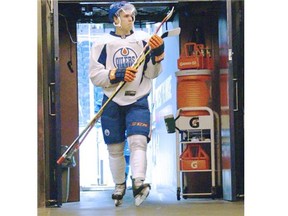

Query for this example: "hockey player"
[89,1,165,206]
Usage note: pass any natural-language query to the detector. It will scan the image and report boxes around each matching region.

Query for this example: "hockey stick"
[57,8,176,165]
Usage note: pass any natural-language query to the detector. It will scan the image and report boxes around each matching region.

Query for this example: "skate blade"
[114,199,123,207]
[134,187,150,207]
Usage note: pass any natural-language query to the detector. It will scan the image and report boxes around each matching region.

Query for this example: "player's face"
[118,9,135,31]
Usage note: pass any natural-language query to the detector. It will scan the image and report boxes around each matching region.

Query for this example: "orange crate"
[177,43,204,70]
[180,144,210,170]
[177,55,203,70]
[180,159,208,170]
[177,43,214,70]
[204,51,214,70]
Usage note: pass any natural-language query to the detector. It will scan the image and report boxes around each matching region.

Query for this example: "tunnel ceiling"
[58,1,177,24]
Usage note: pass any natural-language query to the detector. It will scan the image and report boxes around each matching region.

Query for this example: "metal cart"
[175,107,216,200]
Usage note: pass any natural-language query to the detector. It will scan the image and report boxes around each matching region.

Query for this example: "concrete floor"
[38,187,244,216]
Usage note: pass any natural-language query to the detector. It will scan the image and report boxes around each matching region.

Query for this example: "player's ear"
[114,15,119,25]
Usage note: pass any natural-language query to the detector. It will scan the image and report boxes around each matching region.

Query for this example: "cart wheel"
[177,187,181,200]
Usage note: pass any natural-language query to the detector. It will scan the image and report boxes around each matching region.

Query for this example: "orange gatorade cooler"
[176,70,212,116]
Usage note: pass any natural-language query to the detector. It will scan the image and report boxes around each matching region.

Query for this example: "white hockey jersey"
[89,30,162,106]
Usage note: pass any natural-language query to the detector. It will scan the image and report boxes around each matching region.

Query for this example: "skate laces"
[114,183,126,195]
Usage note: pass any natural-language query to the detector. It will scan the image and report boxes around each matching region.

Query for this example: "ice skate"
[132,179,151,206]
[112,182,126,207]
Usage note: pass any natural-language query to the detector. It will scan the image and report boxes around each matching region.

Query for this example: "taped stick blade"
[161,27,181,39]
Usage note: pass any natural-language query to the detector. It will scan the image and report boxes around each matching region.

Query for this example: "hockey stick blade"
[161,27,181,39]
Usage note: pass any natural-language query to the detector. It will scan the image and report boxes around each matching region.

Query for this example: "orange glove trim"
[149,35,163,50]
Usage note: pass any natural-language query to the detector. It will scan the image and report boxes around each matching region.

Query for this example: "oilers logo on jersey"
[113,47,137,68]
